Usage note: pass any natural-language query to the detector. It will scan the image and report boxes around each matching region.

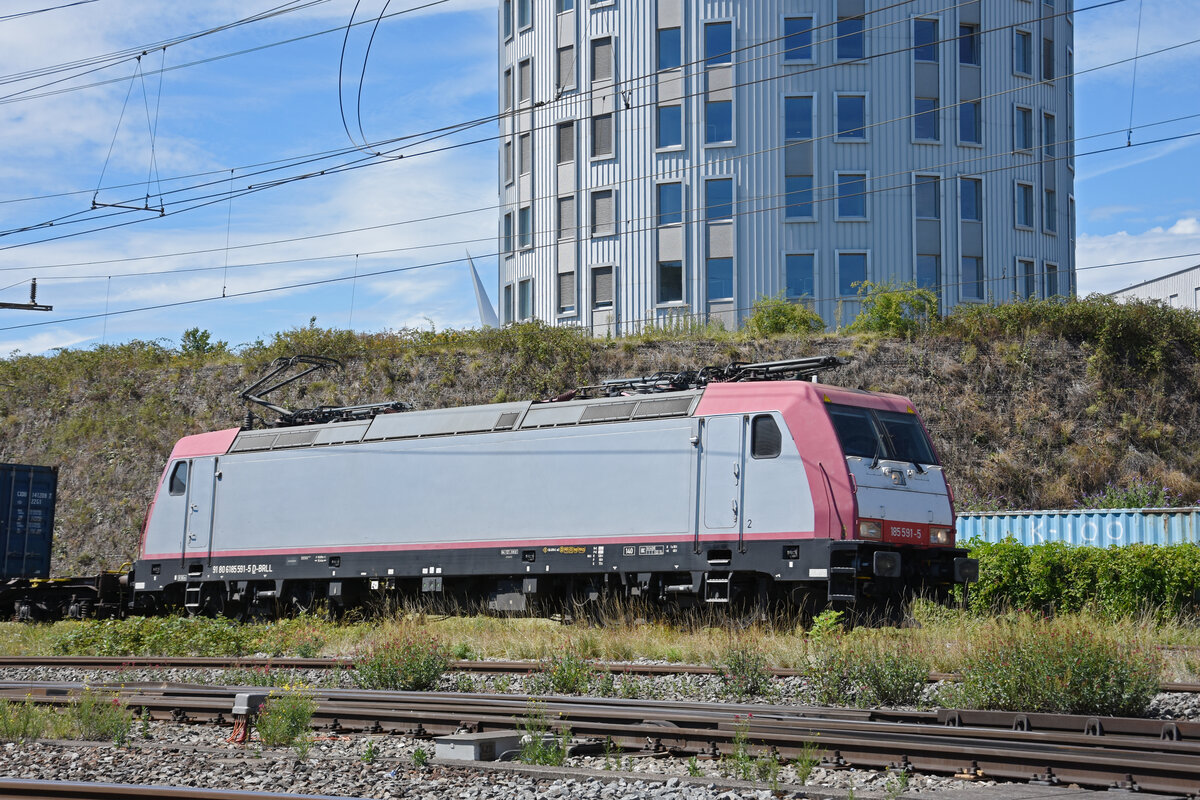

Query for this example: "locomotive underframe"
[130,538,971,618]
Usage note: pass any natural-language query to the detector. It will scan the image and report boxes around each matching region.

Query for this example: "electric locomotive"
[128,355,977,619]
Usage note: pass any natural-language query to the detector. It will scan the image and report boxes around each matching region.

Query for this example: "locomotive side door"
[183,457,216,559]
[701,415,744,537]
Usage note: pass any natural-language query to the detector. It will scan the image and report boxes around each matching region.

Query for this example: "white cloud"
[1075,0,1200,80]
[1077,218,1200,294]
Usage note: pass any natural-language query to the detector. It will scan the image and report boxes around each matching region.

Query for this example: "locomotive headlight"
[930,527,953,546]
[858,520,882,540]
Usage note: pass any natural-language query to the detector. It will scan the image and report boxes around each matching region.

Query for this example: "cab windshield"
[828,404,938,466]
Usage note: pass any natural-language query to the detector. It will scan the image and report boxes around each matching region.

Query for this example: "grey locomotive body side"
[135,393,819,614]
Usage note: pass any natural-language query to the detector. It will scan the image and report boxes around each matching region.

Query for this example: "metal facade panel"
[956,509,1200,548]
[498,0,1074,330]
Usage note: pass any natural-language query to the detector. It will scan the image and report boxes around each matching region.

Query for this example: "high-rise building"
[497,0,1075,332]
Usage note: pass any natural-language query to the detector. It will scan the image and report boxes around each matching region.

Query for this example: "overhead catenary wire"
[0,0,1157,252]
[4,128,1200,334]
[0,0,98,23]
[12,110,1200,283]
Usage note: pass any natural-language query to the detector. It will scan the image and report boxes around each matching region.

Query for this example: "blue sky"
[0,0,1197,355]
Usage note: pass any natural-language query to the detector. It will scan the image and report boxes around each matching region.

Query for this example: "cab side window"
[168,461,188,496]
[751,415,782,459]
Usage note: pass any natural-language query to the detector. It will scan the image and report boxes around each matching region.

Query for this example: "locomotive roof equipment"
[239,355,411,429]
[565,355,850,399]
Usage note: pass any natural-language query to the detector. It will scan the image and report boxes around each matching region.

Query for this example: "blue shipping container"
[1,463,58,579]
[956,508,1200,548]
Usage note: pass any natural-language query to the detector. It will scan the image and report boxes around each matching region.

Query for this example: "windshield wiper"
[869,439,883,470]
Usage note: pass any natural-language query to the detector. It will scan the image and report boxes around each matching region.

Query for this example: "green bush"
[741,294,825,337]
[52,617,259,657]
[538,651,597,695]
[848,281,939,337]
[255,687,317,749]
[801,640,930,707]
[0,697,52,742]
[969,539,1200,618]
[945,618,1161,716]
[63,688,134,743]
[716,645,772,699]
[354,635,449,691]
[940,295,1200,384]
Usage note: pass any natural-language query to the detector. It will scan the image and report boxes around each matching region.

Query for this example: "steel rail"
[3,656,1199,693]
[0,779,352,799]
[2,681,1200,795]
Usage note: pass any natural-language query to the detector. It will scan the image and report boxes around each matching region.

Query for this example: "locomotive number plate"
[884,522,929,545]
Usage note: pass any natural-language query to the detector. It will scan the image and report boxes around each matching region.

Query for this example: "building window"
[915,175,940,220]
[1044,189,1057,232]
[1043,113,1057,158]
[503,212,513,253]
[960,101,981,144]
[1014,30,1032,76]
[657,104,682,149]
[518,132,532,175]
[961,257,984,300]
[591,113,613,158]
[1019,259,1036,299]
[705,100,733,144]
[785,253,814,298]
[557,0,573,10]
[591,36,613,83]
[836,94,866,140]
[705,21,732,66]
[502,0,512,39]
[916,255,940,291]
[517,279,532,320]
[591,266,613,310]
[707,257,733,300]
[706,178,733,220]
[558,271,576,314]
[502,68,512,110]
[658,261,684,304]
[959,24,980,65]
[914,97,939,141]
[960,177,982,221]
[1015,182,1034,228]
[1045,263,1060,297]
[784,96,813,139]
[1014,106,1033,151]
[503,284,513,324]
[557,45,575,90]
[657,182,683,226]
[1042,37,1055,81]
[837,173,867,219]
[517,0,531,30]
[518,59,532,104]
[557,195,576,240]
[785,176,814,220]
[591,189,615,236]
[518,205,532,249]
[557,121,575,163]
[503,139,513,183]
[838,252,866,296]
[658,27,681,70]
[783,17,813,62]
[913,19,938,62]
[837,14,864,60]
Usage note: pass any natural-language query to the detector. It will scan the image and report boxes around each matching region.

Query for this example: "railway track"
[3,680,1200,795]
[0,780,347,800]
[3,655,1199,693]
